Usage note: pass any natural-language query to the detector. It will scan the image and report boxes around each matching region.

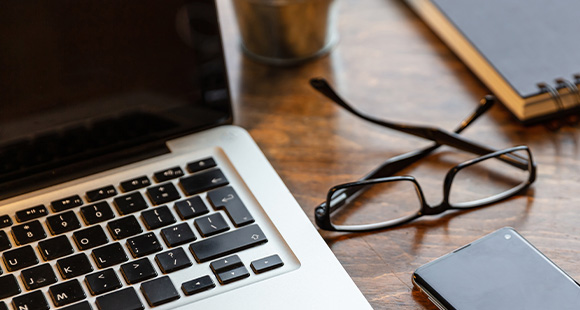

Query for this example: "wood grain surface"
[217,0,580,309]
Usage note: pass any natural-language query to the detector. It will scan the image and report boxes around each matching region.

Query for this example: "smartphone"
[413,227,580,310]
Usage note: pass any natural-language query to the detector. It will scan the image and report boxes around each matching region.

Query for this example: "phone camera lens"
[504,234,512,240]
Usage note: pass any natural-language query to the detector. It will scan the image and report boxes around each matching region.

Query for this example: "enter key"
[207,186,255,227]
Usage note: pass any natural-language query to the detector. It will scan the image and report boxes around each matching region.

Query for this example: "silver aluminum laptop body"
[0,1,371,309]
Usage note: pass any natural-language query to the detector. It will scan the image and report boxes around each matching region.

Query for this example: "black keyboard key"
[174,196,209,220]
[153,167,184,182]
[49,280,87,307]
[39,235,74,261]
[81,201,115,225]
[147,183,181,205]
[86,185,117,202]
[107,215,143,240]
[57,253,94,279]
[96,287,144,310]
[21,263,58,290]
[210,254,243,274]
[181,275,215,296]
[155,248,192,273]
[121,258,157,284]
[141,276,180,307]
[161,223,196,248]
[141,206,176,230]
[62,301,92,310]
[194,213,229,237]
[0,230,12,251]
[73,226,109,250]
[85,269,122,295]
[92,243,128,268]
[15,205,48,222]
[208,187,255,227]
[12,220,46,245]
[120,176,151,192]
[3,245,38,271]
[52,195,84,212]
[0,214,12,228]
[189,224,268,263]
[216,265,250,284]
[180,169,229,196]
[114,192,148,215]
[0,274,21,299]
[12,290,49,310]
[127,233,162,258]
[209,254,249,284]
[186,157,216,173]
[47,211,81,235]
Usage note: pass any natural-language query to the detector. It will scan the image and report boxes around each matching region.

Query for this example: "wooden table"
[217,0,580,309]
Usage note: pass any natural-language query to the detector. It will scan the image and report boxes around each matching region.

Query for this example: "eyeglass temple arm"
[320,95,493,212]
[310,78,527,169]
[363,96,494,180]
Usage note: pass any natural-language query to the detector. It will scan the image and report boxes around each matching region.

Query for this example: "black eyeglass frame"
[310,77,537,232]
[316,145,535,232]
[310,77,529,170]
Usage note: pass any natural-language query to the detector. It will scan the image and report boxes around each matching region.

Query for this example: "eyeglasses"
[310,78,537,232]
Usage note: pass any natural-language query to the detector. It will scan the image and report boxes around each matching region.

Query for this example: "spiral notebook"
[404,0,580,124]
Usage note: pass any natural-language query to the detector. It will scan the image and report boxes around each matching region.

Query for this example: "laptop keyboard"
[0,156,287,310]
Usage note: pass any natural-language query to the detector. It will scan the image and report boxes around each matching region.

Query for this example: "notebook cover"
[430,0,580,99]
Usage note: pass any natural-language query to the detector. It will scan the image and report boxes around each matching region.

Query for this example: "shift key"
[189,225,267,263]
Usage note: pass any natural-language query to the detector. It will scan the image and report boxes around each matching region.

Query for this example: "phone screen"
[413,227,580,310]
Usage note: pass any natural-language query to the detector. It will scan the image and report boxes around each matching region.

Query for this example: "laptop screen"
[0,0,232,199]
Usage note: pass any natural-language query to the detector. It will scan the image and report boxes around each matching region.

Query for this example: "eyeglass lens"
[329,179,422,226]
[448,148,531,207]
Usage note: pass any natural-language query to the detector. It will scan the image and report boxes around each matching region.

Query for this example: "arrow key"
[251,254,284,274]
[209,254,243,274]
[216,265,250,285]
[181,275,215,296]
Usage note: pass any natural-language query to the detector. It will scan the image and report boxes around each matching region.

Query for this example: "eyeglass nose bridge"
[420,203,449,216]
[403,177,450,217]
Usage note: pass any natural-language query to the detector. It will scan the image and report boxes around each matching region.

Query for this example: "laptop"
[0,1,372,309]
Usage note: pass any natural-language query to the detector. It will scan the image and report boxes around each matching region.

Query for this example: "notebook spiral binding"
[536,74,580,129]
